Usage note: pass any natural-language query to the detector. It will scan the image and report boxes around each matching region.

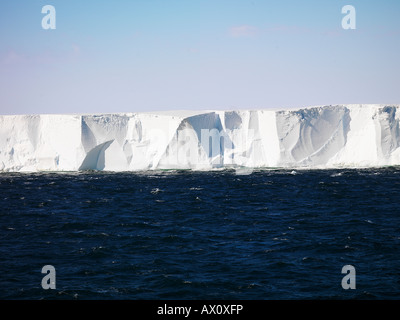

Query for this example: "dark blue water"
[1,168,400,299]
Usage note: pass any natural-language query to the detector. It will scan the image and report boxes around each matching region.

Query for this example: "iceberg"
[1,104,400,172]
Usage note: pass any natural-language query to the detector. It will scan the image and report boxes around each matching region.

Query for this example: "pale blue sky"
[0,0,399,115]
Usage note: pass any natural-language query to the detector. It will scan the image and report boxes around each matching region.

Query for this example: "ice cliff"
[1,104,400,172]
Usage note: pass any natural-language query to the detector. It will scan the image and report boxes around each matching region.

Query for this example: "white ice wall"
[1,104,400,172]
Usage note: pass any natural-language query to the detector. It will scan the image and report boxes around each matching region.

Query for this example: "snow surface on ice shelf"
[1,104,400,172]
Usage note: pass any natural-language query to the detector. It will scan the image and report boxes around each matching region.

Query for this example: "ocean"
[1,168,400,299]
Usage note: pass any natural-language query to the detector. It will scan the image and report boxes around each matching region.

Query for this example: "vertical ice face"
[374,106,400,162]
[256,110,280,167]
[276,106,351,167]
[1,105,400,172]
[0,115,40,172]
[0,114,83,172]
[125,114,183,170]
[80,114,130,171]
[328,105,381,167]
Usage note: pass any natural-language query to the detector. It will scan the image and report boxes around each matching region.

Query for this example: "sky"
[0,0,399,115]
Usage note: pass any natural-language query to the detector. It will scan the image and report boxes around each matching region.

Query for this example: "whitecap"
[150,188,162,194]
[330,172,343,177]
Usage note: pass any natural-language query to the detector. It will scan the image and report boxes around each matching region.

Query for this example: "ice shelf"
[1,104,400,172]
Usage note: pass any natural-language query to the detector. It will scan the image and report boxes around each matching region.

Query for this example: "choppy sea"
[1,168,400,299]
